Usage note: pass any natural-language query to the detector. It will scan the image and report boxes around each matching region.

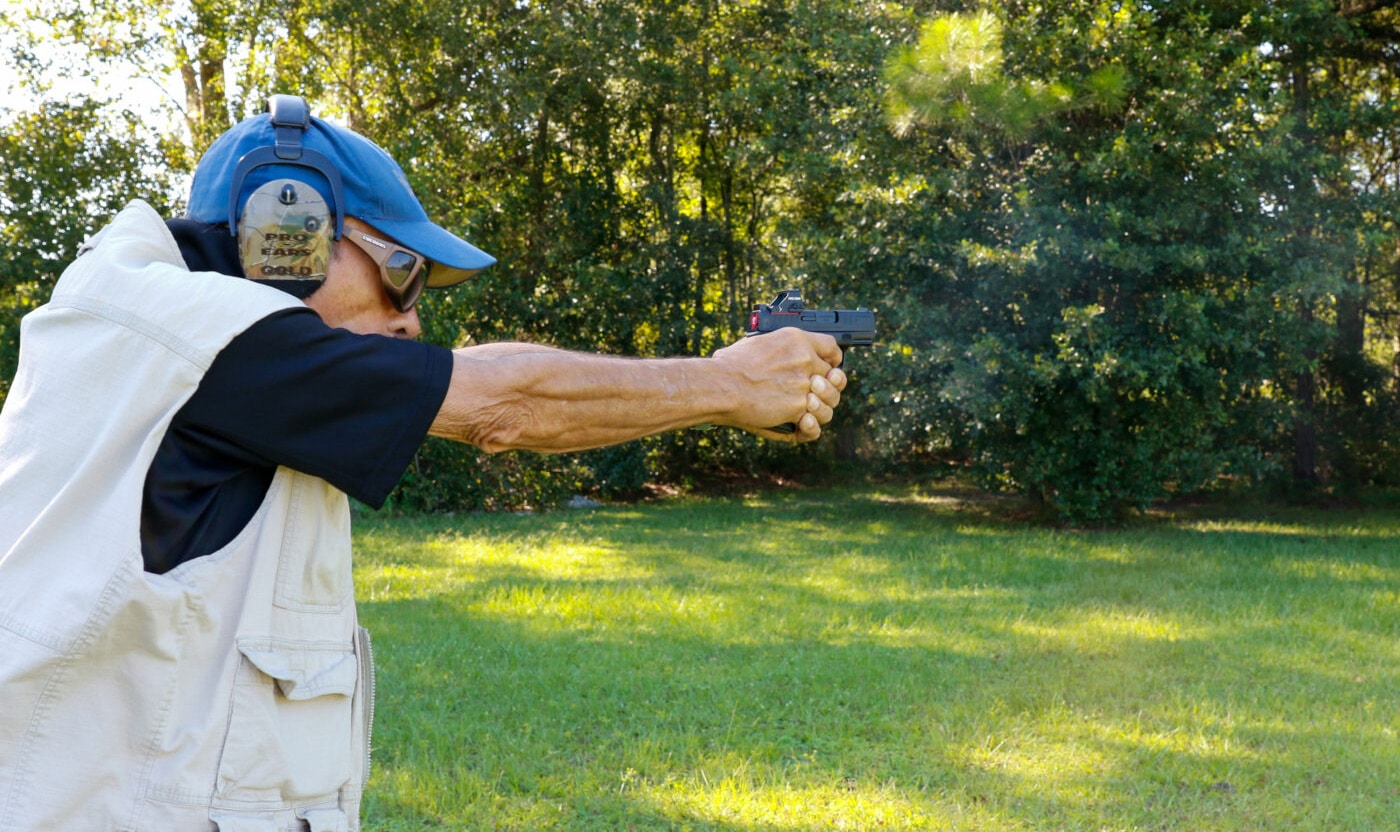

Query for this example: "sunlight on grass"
[353,486,1400,831]
[1273,558,1396,583]
[1181,517,1385,537]
[640,777,942,829]
[1010,605,1200,648]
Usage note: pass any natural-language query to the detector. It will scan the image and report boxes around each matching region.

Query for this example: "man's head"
[301,216,426,338]
[185,95,494,329]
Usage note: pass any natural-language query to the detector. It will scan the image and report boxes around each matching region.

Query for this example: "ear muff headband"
[226,95,347,241]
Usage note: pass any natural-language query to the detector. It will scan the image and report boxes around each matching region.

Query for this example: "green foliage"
[0,97,176,399]
[883,11,1126,141]
[3,1,1400,519]
[958,298,1280,520]
[382,439,659,514]
[383,439,584,514]
[0,99,173,279]
[868,1,1400,521]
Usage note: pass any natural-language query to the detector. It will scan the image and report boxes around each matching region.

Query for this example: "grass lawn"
[352,482,1400,830]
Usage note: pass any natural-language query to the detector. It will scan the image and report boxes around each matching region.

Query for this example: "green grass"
[352,483,1400,830]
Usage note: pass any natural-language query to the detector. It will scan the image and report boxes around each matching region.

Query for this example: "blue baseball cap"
[187,101,495,288]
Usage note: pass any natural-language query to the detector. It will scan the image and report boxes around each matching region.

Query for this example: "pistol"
[744,290,877,434]
[745,290,876,347]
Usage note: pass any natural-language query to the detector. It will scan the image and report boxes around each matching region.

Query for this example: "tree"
[247,0,929,491]
[0,98,175,400]
[874,1,1399,519]
[8,0,1399,513]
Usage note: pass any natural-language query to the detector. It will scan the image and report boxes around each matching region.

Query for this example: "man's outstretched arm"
[429,327,846,453]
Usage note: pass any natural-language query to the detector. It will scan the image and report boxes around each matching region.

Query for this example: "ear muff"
[227,95,347,282]
[238,178,334,280]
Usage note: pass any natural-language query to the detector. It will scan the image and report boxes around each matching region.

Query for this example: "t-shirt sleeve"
[177,307,454,507]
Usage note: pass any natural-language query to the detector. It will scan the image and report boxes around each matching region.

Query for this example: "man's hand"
[711,327,847,442]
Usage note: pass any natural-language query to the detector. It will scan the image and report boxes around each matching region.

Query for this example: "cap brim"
[371,217,496,288]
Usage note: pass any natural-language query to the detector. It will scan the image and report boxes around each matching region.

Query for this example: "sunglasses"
[341,229,430,312]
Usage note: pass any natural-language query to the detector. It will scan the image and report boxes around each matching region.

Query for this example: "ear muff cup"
[237,178,335,281]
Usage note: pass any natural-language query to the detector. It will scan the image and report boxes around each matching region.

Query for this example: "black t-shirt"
[140,220,454,574]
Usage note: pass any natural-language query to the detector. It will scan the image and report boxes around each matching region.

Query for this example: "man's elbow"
[472,428,519,455]
[465,406,541,454]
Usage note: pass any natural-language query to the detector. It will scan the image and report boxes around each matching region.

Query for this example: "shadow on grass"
[353,485,1400,830]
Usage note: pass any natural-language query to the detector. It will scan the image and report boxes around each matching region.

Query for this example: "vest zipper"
[358,626,377,781]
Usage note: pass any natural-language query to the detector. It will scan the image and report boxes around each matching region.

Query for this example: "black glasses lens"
[385,251,418,289]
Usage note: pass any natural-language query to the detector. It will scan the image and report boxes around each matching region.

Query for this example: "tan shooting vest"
[0,201,373,831]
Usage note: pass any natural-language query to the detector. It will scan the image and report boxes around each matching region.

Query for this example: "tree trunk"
[1294,303,1320,485]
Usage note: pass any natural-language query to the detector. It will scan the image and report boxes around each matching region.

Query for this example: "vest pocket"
[271,473,355,612]
[215,640,357,804]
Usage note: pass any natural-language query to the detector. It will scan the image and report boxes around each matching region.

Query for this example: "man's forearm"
[429,344,740,453]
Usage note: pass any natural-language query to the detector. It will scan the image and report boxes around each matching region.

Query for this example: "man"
[0,96,844,830]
